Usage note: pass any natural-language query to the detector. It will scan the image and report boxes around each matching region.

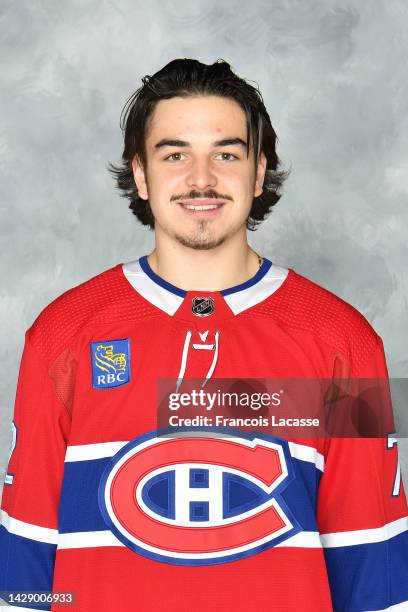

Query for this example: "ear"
[131,155,148,200]
[254,151,267,198]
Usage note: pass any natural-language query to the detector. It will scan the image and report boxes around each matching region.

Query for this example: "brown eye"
[165,153,184,162]
[217,153,238,161]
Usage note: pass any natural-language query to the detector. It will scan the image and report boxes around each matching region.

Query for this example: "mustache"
[171,190,232,201]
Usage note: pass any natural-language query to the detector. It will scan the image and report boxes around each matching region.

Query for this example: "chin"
[174,233,227,250]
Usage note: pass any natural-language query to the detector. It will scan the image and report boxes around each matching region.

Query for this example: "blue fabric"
[324,528,408,611]
[58,452,321,533]
[0,525,55,610]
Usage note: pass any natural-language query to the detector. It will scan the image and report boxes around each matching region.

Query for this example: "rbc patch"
[90,338,130,389]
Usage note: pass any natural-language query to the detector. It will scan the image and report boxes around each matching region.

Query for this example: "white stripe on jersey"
[55,517,408,551]
[0,509,58,545]
[320,515,408,548]
[64,439,325,471]
[56,528,322,554]
[3,508,404,553]
[288,440,325,472]
[64,441,127,461]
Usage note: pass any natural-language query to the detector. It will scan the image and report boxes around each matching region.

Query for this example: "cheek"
[149,164,185,193]
[145,171,178,221]
[220,164,255,189]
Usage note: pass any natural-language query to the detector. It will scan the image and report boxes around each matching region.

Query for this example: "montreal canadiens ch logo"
[98,428,300,565]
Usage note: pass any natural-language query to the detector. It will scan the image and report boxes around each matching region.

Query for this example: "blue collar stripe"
[221,258,272,296]
[138,255,272,298]
[139,256,187,298]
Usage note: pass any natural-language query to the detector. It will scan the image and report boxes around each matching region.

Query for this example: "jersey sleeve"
[317,335,408,611]
[0,331,72,611]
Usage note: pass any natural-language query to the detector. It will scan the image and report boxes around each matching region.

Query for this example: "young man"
[1,59,407,611]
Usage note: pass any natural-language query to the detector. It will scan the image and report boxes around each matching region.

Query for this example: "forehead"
[145,95,248,144]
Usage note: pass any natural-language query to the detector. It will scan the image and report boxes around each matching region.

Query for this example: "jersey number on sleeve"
[387,432,402,497]
[5,421,17,486]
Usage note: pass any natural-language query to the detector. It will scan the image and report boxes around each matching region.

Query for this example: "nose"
[186,158,217,190]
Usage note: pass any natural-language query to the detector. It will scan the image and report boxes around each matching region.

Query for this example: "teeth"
[183,204,220,211]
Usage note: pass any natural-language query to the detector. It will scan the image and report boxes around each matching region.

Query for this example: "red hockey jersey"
[1,255,407,611]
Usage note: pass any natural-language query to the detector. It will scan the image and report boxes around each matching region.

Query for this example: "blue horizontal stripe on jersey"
[324,528,408,611]
[58,457,109,533]
[58,455,321,534]
[0,525,55,610]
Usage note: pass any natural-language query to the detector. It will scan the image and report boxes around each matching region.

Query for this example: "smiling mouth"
[181,203,224,211]
[177,198,226,213]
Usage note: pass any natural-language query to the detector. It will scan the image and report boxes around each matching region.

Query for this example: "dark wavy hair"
[107,58,290,231]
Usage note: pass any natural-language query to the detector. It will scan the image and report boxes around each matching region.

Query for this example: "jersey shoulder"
[253,266,381,372]
[27,263,159,363]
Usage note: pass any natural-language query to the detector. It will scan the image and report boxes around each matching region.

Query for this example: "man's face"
[132,95,266,250]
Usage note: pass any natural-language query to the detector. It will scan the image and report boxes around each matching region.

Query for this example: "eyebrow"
[153,137,247,150]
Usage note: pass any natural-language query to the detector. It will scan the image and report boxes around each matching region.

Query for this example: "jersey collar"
[122,255,289,316]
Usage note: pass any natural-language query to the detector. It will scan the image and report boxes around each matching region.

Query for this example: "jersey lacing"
[176,329,220,392]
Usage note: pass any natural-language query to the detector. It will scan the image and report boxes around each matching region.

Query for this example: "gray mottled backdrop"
[1,0,407,502]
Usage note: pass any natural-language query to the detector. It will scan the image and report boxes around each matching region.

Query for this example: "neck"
[147,232,261,292]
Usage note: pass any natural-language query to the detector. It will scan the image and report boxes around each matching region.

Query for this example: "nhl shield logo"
[98,427,300,566]
[90,338,130,389]
[192,296,214,317]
